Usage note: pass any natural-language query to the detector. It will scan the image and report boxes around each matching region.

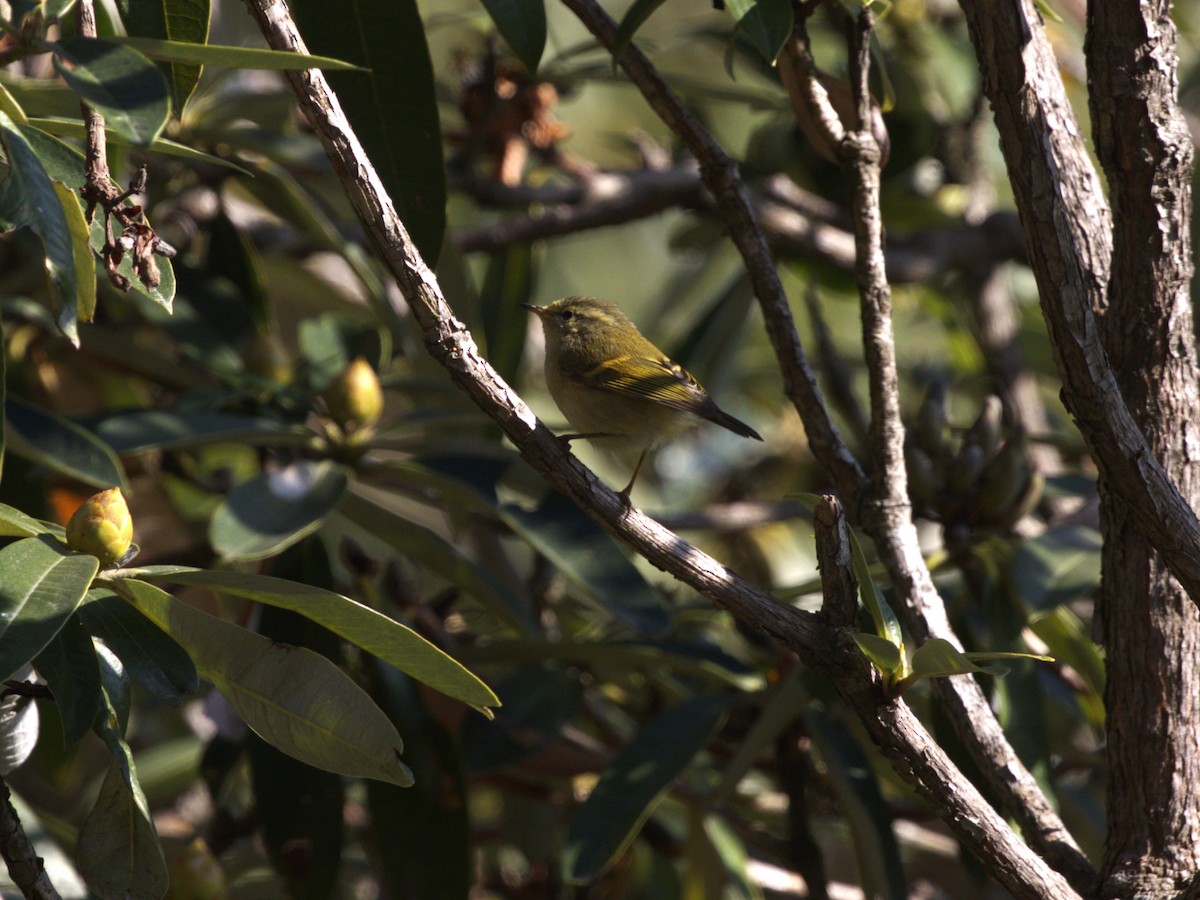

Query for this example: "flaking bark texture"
[1086,2,1200,895]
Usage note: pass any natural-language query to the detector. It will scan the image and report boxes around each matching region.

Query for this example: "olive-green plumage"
[525,296,762,497]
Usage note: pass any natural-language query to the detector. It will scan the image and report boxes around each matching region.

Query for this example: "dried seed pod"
[65,487,133,565]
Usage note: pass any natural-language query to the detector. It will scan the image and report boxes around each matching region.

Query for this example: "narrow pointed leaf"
[113,578,414,786]
[121,566,499,713]
[566,694,733,883]
[51,37,170,146]
[853,631,903,676]
[29,116,252,174]
[52,180,96,325]
[613,0,670,64]
[6,396,127,490]
[480,0,546,73]
[0,536,98,682]
[0,111,78,341]
[115,0,210,114]
[114,36,365,71]
[727,0,792,64]
[289,0,445,265]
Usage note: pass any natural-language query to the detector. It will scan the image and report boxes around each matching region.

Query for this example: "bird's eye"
[560,310,574,321]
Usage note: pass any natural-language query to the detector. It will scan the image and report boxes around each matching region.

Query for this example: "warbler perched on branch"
[525,296,762,501]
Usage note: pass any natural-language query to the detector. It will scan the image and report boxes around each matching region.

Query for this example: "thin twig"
[242,1,1080,895]
[0,777,60,900]
[559,0,866,503]
[802,285,869,446]
[790,9,1096,892]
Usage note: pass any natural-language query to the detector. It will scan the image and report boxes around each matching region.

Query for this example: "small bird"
[524,296,763,501]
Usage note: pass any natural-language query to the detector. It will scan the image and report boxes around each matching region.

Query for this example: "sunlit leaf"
[113,578,415,786]
[120,566,499,713]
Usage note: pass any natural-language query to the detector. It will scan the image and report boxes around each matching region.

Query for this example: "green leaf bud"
[323,357,383,432]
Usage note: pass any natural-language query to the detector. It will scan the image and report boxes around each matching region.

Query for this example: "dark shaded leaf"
[480,0,546,73]
[1013,525,1102,612]
[33,613,102,745]
[502,490,670,634]
[78,592,198,703]
[6,396,127,490]
[209,460,349,561]
[566,694,733,883]
[462,664,581,772]
[51,37,171,146]
[289,0,446,265]
[116,0,210,115]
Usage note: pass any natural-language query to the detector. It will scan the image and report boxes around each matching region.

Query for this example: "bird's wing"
[565,353,709,414]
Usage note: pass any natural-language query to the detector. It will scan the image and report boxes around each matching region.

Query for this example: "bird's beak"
[521,303,547,318]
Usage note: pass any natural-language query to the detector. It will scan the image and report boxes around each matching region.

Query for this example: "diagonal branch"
[244,2,1079,895]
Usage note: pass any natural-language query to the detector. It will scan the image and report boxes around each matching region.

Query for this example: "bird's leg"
[617,449,648,506]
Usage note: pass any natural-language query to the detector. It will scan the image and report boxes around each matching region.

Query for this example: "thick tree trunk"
[1086,2,1200,896]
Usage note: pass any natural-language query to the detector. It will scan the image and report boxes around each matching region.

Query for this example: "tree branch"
[0,777,59,900]
[243,1,1081,895]
[451,165,1027,284]
[958,0,1200,608]
[787,12,1096,891]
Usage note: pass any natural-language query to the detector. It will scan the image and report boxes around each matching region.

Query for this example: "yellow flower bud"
[65,487,133,565]
[323,357,383,432]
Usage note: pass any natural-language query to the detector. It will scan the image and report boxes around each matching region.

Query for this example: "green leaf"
[116,0,211,115]
[0,503,63,540]
[3,119,176,309]
[0,110,79,343]
[34,613,102,745]
[6,396,127,490]
[113,578,415,786]
[0,536,98,682]
[114,36,366,72]
[853,631,903,676]
[289,0,446,266]
[480,0,546,73]
[727,0,792,64]
[793,493,904,652]
[52,180,97,326]
[0,318,5,484]
[502,490,670,634]
[117,567,500,714]
[78,591,198,703]
[898,637,1052,693]
[480,244,535,386]
[612,0,670,64]
[28,116,253,175]
[89,409,299,454]
[77,694,168,900]
[337,490,537,635]
[50,37,171,146]
[209,460,349,562]
[1013,525,1102,612]
[566,694,733,883]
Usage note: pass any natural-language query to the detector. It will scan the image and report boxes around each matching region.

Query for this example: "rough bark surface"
[1086,2,1200,895]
